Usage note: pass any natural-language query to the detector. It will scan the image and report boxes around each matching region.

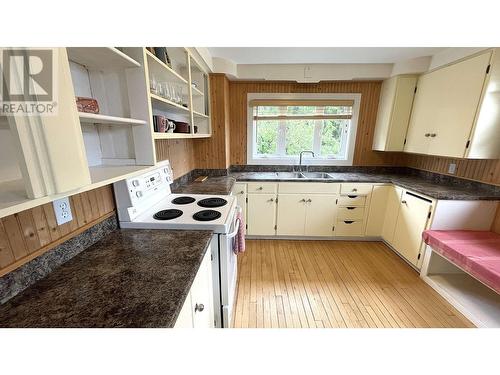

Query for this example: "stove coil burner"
[197,197,227,208]
[153,209,183,220]
[193,210,222,222]
[171,196,196,205]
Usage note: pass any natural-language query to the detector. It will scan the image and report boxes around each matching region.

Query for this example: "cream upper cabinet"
[231,182,247,224]
[304,195,337,236]
[372,75,418,152]
[391,191,433,268]
[276,194,307,236]
[247,193,277,236]
[405,51,492,158]
[381,185,403,244]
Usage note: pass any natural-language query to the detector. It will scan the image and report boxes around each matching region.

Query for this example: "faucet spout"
[299,150,315,172]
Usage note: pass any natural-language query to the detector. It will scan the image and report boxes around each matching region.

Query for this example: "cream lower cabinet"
[174,248,214,328]
[231,182,247,225]
[276,194,337,236]
[381,185,403,243]
[381,188,433,268]
[247,193,277,236]
[365,185,391,236]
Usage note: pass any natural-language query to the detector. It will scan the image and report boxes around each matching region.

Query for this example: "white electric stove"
[113,160,240,328]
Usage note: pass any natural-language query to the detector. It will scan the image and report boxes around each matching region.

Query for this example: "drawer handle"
[430,133,437,137]
[425,133,430,137]
[306,199,312,203]
[195,303,204,312]
[344,220,355,224]
[300,199,306,202]
[269,198,275,202]
[346,206,356,210]
[347,195,358,198]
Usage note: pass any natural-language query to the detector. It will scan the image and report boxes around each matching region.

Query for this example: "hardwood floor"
[232,240,474,328]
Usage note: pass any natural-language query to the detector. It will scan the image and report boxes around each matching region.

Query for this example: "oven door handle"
[227,218,241,239]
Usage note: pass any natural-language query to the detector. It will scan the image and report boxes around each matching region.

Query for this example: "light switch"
[53,197,73,225]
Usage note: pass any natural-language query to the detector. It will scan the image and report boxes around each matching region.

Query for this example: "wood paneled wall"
[194,74,231,169]
[0,185,115,277]
[400,154,500,185]
[227,80,400,166]
[155,139,196,178]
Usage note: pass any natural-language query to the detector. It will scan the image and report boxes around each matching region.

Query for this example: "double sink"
[275,171,334,179]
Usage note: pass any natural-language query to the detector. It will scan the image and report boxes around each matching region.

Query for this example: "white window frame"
[247,93,361,166]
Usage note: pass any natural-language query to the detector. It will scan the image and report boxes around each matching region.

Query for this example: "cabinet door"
[406,52,491,157]
[276,194,306,236]
[392,191,432,267]
[365,185,390,236]
[174,293,193,328]
[373,75,417,151]
[247,193,277,236]
[304,195,337,236]
[232,183,247,224]
[190,250,214,328]
[381,186,403,244]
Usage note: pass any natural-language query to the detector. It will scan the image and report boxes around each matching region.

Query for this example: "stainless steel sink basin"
[275,172,305,179]
[300,172,333,179]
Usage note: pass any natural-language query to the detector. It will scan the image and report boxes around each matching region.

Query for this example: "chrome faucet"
[299,150,315,172]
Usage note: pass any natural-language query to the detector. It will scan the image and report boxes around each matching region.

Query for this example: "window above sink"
[247,93,361,166]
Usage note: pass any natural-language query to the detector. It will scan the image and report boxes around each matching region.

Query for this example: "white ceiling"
[207,47,446,64]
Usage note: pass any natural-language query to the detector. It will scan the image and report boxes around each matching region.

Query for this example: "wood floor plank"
[232,240,474,328]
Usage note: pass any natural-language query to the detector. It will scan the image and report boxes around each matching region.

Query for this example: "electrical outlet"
[53,197,73,225]
[448,163,457,174]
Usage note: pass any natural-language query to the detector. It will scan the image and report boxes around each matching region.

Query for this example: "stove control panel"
[114,160,174,221]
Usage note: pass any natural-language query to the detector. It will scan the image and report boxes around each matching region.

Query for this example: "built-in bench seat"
[422,230,500,294]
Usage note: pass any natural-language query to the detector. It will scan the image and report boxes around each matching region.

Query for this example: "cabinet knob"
[306,199,312,203]
[402,200,407,204]
[352,188,358,192]
[195,303,204,312]
[300,199,306,202]
[257,186,263,190]
[424,133,430,137]
[240,191,245,194]
[430,133,437,137]
[269,198,274,202]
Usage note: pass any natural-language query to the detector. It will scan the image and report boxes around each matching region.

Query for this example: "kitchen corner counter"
[0,229,213,328]
[174,176,236,195]
[229,172,500,200]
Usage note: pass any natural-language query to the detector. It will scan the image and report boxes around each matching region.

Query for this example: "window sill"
[248,157,353,166]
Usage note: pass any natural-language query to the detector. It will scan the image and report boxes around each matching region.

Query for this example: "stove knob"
[136,191,143,198]
[132,179,140,187]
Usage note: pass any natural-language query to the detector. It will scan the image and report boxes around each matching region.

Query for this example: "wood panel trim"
[0,185,116,277]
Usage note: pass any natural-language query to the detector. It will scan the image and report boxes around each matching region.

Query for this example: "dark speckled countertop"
[230,172,500,200]
[174,176,236,195]
[0,229,213,328]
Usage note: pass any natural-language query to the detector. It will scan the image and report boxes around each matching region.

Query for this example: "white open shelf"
[150,93,190,115]
[89,164,154,185]
[193,110,209,119]
[425,273,500,328]
[153,132,210,140]
[67,47,140,70]
[145,50,188,85]
[192,86,204,96]
[79,112,147,126]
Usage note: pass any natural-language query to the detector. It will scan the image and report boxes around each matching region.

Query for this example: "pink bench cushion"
[422,230,500,294]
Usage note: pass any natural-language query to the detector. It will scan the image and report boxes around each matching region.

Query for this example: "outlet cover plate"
[53,197,73,225]
[448,163,457,174]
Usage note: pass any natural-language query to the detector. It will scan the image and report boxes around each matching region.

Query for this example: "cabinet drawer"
[247,182,278,194]
[338,195,366,207]
[340,183,373,195]
[335,220,364,237]
[278,182,340,194]
[231,183,247,195]
[337,206,365,220]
